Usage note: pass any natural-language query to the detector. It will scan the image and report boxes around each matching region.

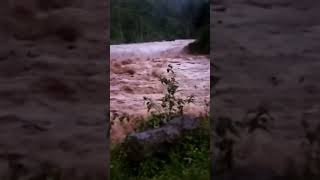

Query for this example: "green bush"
[140,65,194,131]
[186,1,210,54]
[187,25,210,54]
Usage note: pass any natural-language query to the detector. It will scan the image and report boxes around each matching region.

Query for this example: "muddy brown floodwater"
[110,40,210,143]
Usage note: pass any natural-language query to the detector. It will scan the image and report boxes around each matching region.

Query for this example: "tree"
[110,0,209,44]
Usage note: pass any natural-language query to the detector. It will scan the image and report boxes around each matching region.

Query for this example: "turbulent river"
[110,40,210,142]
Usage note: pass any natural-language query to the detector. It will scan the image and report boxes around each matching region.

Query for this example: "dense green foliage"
[111,0,209,48]
[111,116,210,180]
[186,1,210,54]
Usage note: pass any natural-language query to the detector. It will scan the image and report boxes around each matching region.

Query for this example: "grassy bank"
[110,116,210,180]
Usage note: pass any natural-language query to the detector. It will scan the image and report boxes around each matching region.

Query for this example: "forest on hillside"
[110,0,209,53]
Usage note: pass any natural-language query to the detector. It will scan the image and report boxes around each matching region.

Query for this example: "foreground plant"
[142,64,194,129]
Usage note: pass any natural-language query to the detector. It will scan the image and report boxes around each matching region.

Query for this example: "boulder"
[124,116,200,161]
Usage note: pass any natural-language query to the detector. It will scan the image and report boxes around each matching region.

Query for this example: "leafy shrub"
[139,64,194,130]
[187,25,210,54]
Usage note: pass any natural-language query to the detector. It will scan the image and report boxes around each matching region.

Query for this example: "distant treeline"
[111,0,209,53]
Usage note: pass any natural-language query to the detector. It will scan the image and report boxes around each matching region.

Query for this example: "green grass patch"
[110,116,210,180]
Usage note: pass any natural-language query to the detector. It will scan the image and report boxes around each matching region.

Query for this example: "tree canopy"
[110,0,209,47]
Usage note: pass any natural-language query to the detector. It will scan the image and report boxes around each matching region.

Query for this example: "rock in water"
[124,116,200,161]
